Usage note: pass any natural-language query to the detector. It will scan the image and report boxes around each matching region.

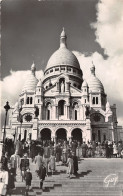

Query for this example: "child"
[25,168,32,191]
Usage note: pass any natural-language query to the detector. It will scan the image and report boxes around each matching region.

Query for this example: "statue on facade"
[34,106,39,118]
[85,106,90,118]
[61,81,65,93]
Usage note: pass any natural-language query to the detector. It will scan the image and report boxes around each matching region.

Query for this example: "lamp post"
[3,101,10,143]
[17,102,23,141]
[19,114,23,141]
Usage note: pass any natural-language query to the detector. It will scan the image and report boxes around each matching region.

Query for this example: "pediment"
[70,86,82,96]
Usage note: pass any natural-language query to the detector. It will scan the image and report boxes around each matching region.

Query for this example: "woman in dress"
[67,154,74,178]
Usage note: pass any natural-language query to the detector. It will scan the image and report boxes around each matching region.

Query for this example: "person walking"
[34,152,43,175]
[49,153,55,175]
[25,168,32,192]
[67,154,74,178]
[72,152,78,175]
[118,142,122,158]
[71,141,77,156]
[38,163,46,190]
[1,152,9,171]
[7,162,16,196]
[113,142,118,158]
[82,142,88,158]
[10,150,20,174]
[20,153,30,181]
[43,144,50,176]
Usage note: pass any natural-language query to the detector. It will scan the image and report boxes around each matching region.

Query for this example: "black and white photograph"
[0,0,123,195]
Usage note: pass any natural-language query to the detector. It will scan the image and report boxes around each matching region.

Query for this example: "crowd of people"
[0,138,123,196]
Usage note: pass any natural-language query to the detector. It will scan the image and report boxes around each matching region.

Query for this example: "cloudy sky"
[1,0,123,127]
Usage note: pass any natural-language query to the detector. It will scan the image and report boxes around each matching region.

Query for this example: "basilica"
[4,29,120,144]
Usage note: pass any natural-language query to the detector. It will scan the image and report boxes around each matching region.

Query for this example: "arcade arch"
[56,128,67,143]
[71,128,82,143]
[40,128,51,141]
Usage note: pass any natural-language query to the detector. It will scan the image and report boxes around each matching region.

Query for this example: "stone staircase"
[10,158,123,196]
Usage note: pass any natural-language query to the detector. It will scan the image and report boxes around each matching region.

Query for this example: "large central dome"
[45,28,80,71]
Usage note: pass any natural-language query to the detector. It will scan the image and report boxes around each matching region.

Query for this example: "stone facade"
[3,29,120,144]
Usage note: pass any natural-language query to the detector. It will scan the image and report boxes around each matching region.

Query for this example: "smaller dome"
[87,63,104,93]
[82,80,88,87]
[88,75,104,93]
[22,63,38,92]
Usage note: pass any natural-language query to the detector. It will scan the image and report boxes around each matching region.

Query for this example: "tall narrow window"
[30,97,33,104]
[27,97,29,104]
[96,97,98,104]
[58,100,65,116]
[75,110,77,120]
[85,99,86,103]
[92,133,96,141]
[92,97,95,104]
[98,130,101,142]
[103,134,106,141]
[38,99,40,103]
[47,110,50,120]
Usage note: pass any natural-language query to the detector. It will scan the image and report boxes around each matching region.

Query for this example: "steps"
[9,158,123,196]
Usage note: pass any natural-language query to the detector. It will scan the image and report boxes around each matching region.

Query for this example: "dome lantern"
[60,27,67,48]
[31,61,36,76]
[45,28,81,71]
[90,61,95,76]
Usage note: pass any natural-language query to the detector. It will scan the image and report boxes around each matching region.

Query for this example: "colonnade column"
[66,82,70,92]
[67,106,70,119]
[56,106,58,119]
[24,93,27,105]
[64,105,67,119]
[86,118,92,143]
[56,82,59,92]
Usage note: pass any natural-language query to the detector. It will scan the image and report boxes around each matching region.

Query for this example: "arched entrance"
[56,128,67,143]
[72,129,82,143]
[40,128,51,141]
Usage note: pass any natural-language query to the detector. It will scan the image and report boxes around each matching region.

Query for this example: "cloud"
[0,69,44,129]
[73,0,123,126]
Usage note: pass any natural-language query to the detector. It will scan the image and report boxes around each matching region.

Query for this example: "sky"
[0,0,123,128]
